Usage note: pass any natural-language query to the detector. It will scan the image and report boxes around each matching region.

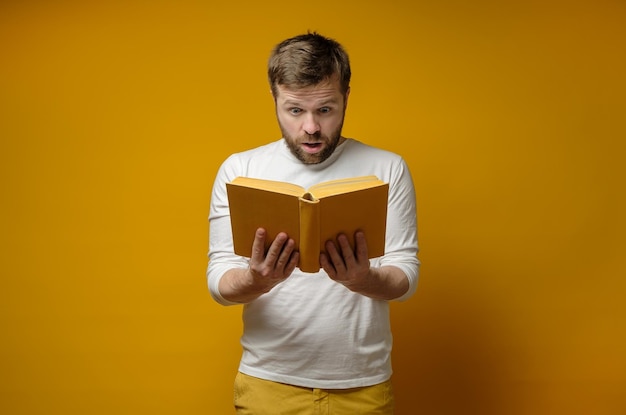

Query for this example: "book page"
[308,175,384,199]
[230,176,306,197]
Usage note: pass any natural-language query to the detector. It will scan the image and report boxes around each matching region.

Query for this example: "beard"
[280,120,345,165]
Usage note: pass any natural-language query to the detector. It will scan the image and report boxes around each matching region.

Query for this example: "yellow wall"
[1,1,624,414]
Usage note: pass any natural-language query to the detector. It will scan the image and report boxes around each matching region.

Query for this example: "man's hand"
[219,228,299,303]
[320,231,371,290]
[248,228,299,290]
[320,231,409,300]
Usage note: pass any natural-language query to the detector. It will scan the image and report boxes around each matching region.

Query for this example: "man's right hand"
[218,228,299,303]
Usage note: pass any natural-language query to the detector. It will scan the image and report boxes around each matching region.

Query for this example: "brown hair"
[268,32,351,97]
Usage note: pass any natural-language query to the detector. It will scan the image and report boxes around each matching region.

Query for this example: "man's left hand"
[320,231,371,292]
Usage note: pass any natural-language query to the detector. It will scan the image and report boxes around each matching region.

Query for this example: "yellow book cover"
[226,175,389,273]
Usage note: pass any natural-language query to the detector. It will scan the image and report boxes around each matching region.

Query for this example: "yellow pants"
[233,372,395,415]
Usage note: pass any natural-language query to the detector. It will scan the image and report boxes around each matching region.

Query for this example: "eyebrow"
[282,98,340,107]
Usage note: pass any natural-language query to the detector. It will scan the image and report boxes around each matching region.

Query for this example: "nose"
[302,113,320,135]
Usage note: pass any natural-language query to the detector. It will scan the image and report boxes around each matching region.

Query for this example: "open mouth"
[302,142,323,154]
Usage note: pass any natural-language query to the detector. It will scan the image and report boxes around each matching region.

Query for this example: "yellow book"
[226,175,389,273]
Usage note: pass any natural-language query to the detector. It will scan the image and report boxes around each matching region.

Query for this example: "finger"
[319,252,336,278]
[325,239,346,273]
[265,232,288,266]
[250,228,267,263]
[284,251,300,277]
[354,231,369,263]
[275,237,296,270]
[337,234,356,266]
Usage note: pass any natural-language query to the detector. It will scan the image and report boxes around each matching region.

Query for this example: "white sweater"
[207,138,419,389]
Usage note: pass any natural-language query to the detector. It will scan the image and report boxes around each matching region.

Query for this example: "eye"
[319,107,331,114]
[289,108,302,115]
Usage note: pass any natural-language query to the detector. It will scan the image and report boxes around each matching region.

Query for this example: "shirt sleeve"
[378,157,420,302]
[206,155,250,306]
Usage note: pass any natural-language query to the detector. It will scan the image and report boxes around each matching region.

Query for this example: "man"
[207,32,419,414]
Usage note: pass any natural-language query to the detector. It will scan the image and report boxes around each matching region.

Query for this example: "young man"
[207,32,419,414]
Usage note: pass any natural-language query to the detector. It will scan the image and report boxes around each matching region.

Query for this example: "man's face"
[274,77,349,164]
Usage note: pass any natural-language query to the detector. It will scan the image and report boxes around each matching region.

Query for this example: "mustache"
[303,132,322,141]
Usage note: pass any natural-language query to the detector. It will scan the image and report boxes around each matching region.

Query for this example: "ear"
[344,87,350,107]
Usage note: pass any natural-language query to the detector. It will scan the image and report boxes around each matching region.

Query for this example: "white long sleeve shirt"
[207,138,419,389]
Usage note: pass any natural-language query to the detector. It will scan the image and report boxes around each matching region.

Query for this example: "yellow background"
[1,0,625,414]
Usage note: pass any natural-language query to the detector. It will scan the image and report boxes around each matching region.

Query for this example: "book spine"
[298,196,320,273]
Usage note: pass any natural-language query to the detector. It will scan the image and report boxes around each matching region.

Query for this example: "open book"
[226,175,389,273]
